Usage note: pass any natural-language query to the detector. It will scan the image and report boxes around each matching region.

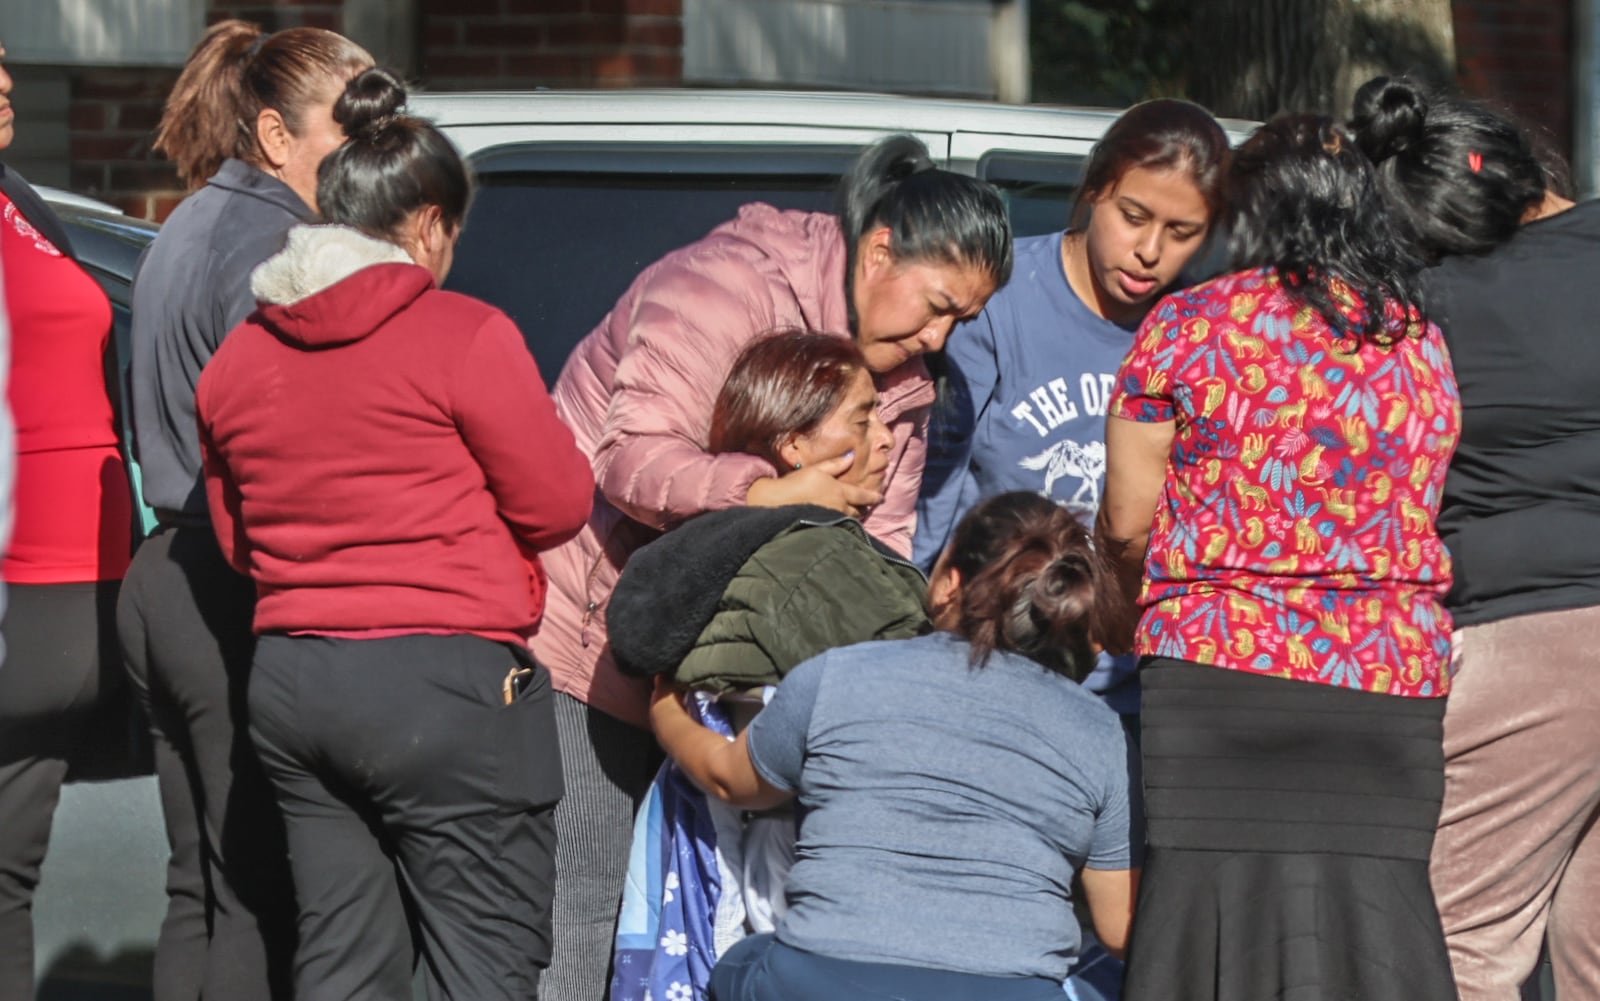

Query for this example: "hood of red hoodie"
[250,224,435,348]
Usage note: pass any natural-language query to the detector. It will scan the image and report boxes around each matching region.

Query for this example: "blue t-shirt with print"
[915,231,1141,711]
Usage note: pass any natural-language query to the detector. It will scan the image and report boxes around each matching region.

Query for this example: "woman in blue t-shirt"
[651,492,1140,1001]
[913,100,1229,722]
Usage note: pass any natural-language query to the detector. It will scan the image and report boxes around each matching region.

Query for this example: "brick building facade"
[7,0,1588,220]
[18,0,691,218]
[1453,0,1574,166]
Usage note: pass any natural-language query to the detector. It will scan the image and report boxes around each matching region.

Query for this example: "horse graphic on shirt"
[1019,439,1106,508]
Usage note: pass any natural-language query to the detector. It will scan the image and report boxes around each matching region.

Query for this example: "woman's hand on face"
[745,451,883,516]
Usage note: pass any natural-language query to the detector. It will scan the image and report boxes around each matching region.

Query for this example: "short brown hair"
[943,492,1115,681]
[708,330,867,469]
[155,19,371,190]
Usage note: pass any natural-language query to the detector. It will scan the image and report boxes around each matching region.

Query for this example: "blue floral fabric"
[611,698,733,1001]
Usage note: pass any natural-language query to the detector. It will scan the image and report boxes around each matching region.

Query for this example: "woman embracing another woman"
[535,134,1014,1000]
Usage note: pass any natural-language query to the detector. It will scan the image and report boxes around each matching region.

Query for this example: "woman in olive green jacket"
[604,331,931,1001]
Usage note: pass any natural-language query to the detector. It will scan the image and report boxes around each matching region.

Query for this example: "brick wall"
[64,0,686,219]
[68,68,184,219]
[418,0,684,90]
[1453,0,1573,161]
[205,2,346,31]
[65,1,356,218]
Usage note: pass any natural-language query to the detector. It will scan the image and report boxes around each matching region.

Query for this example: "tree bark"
[1184,0,1456,121]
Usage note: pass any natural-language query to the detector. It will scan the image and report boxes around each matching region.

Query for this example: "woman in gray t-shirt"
[651,491,1141,1000]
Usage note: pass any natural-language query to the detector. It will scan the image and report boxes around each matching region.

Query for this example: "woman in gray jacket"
[116,19,371,1001]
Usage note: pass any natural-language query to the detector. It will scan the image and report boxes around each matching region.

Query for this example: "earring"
[793,461,802,470]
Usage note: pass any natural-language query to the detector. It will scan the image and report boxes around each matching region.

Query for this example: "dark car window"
[979,151,1084,238]
[445,171,838,382]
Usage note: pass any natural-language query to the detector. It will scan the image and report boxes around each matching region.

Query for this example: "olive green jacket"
[608,505,929,693]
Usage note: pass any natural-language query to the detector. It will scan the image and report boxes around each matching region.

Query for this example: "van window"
[978,152,1083,237]
[445,172,837,381]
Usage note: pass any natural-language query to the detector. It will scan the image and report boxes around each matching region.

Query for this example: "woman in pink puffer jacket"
[532,135,1013,1001]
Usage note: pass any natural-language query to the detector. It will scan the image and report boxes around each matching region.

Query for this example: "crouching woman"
[651,490,1141,1001]
[195,69,593,1001]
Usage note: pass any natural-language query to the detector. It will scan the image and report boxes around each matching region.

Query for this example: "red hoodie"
[197,225,594,641]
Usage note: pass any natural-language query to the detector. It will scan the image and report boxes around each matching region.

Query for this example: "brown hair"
[708,330,868,469]
[1073,98,1231,228]
[155,19,371,190]
[943,492,1115,681]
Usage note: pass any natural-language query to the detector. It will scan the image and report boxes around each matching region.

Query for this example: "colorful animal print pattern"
[1110,269,1460,697]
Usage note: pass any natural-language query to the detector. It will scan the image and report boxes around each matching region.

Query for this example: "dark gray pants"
[249,633,563,1001]
[117,525,296,1001]
[539,693,661,1001]
[0,581,121,1001]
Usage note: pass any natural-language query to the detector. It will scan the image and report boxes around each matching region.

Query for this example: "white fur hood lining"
[250,224,415,307]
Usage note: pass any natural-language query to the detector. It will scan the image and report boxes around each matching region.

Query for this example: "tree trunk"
[1184,0,1457,121]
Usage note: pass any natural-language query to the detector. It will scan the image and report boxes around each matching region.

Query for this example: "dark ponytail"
[1348,75,1552,262]
[837,135,1013,288]
[943,492,1110,681]
[317,67,472,240]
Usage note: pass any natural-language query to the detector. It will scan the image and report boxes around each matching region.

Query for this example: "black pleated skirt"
[1123,659,1458,1001]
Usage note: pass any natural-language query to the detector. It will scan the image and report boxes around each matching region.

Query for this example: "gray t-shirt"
[746,631,1140,980]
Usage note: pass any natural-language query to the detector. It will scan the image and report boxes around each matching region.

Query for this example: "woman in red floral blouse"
[1099,114,1460,1001]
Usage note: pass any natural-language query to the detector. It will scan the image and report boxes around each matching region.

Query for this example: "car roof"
[36,185,129,213]
[410,89,1258,154]
[45,196,158,293]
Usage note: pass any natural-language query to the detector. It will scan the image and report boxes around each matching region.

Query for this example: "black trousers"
[249,632,564,1001]
[0,580,121,1001]
[117,525,295,1001]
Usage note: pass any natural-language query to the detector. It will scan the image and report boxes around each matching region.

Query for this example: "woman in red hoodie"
[196,68,593,1001]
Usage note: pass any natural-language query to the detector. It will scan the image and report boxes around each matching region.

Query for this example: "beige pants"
[1431,604,1600,1000]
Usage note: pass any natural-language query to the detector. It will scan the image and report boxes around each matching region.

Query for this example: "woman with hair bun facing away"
[649,491,1139,1001]
[535,134,1013,1000]
[1099,114,1460,1000]
[198,68,593,1001]
[117,19,372,1000]
[1352,76,1599,1001]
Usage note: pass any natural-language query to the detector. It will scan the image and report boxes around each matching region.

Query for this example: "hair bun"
[335,66,407,141]
[1350,76,1429,162]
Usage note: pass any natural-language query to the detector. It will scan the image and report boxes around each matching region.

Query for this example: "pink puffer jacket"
[531,203,935,727]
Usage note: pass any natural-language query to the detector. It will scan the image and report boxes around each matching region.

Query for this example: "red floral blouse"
[1109,269,1460,697]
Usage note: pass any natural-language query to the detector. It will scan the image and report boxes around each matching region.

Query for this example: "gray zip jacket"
[129,158,311,520]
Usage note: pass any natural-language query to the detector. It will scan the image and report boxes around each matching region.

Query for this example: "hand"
[745,451,883,516]
[648,675,689,735]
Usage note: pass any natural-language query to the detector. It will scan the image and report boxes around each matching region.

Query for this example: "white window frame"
[5,0,206,67]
